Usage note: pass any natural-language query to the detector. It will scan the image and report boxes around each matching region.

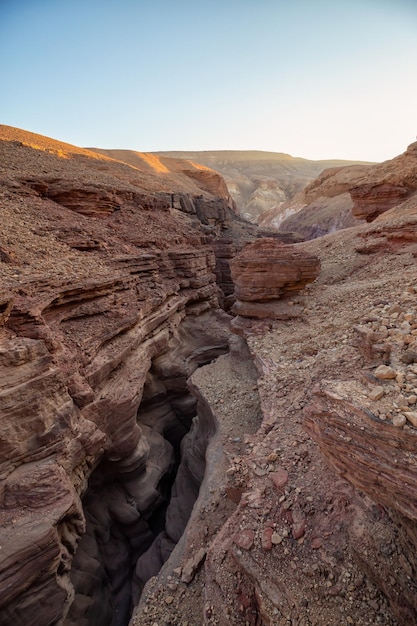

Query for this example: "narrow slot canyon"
[66,314,231,626]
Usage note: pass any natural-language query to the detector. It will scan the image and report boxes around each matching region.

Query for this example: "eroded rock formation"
[132,158,417,625]
[304,294,417,623]
[2,126,417,626]
[258,163,371,237]
[350,142,417,222]
[230,238,320,320]
[259,141,417,238]
[0,125,250,625]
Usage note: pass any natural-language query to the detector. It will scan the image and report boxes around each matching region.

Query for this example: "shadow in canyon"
[66,313,231,626]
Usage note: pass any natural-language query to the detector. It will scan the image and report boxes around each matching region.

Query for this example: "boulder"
[230,238,320,318]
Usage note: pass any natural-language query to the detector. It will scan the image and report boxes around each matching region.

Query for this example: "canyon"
[1,125,417,626]
[140,150,371,225]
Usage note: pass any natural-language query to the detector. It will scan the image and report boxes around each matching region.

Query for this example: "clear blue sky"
[1,0,417,161]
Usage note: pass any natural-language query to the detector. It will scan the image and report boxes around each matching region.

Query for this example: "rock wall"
[0,126,244,625]
[65,312,230,626]
[150,149,370,223]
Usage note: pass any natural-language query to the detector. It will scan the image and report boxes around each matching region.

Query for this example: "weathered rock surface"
[131,188,417,625]
[350,142,417,222]
[230,238,320,319]
[2,124,417,626]
[259,141,417,238]
[350,182,412,222]
[258,163,370,237]
[0,125,248,625]
[304,291,417,623]
[354,195,417,254]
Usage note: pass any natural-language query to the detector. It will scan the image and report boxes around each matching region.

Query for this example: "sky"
[1,0,417,162]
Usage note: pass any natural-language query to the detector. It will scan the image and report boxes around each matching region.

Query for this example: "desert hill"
[1,126,417,626]
[152,149,373,222]
[260,141,417,239]
[0,125,236,203]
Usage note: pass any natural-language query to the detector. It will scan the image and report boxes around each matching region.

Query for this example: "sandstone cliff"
[260,141,417,239]
[0,125,255,625]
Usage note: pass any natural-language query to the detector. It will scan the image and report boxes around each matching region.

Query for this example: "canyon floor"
[132,219,417,625]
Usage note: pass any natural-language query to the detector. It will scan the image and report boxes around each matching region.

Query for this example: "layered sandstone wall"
[230,238,320,321]
[0,126,243,625]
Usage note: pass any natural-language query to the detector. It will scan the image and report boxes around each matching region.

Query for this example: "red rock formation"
[0,126,240,625]
[350,142,417,222]
[230,238,320,319]
[259,141,417,237]
[258,163,370,237]
[4,124,417,626]
[303,286,417,624]
[350,182,411,222]
[354,195,417,253]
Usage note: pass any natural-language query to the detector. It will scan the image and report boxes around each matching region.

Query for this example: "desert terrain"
[91,148,371,225]
[0,125,417,626]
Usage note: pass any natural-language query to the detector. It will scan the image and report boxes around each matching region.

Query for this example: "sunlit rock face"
[350,182,412,222]
[150,149,368,224]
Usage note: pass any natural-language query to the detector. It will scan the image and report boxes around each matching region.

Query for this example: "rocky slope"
[145,150,371,223]
[132,160,417,625]
[260,141,417,240]
[1,126,417,626]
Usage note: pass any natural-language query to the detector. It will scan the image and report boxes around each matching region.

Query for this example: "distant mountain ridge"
[154,150,374,222]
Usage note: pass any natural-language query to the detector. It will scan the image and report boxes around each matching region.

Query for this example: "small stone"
[400,351,417,364]
[234,529,255,550]
[368,599,379,611]
[388,304,402,314]
[261,527,273,550]
[369,386,384,401]
[271,532,283,545]
[404,411,417,427]
[374,365,397,380]
[407,394,417,404]
[392,414,406,428]
[311,537,322,549]
[396,372,405,385]
[270,468,289,490]
[267,452,278,462]
[165,595,174,605]
[180,547,206,583]
[292,518,307,540]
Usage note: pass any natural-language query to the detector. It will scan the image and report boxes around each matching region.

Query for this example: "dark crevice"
[66,314,230,626]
